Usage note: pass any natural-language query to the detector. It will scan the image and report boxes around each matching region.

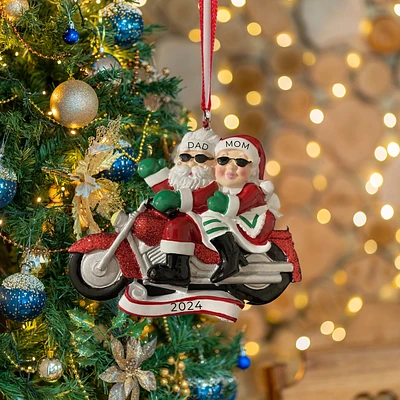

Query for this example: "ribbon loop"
[199,0,218,120]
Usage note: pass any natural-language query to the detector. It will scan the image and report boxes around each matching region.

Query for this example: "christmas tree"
[0,0,241,398]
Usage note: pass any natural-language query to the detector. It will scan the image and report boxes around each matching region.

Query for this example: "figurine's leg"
[201,214,242,283]
[147,215,200,287]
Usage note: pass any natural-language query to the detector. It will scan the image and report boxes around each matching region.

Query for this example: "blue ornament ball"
[0,161,17,208]
[237,354,251,370]
[101,1,143,49]
[63,26,79,45]
[101,145,137,182]
[189,377,224,400]
[0,269,46,322]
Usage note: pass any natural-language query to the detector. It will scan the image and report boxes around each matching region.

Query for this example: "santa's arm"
[225,184,266,217]
[144,168,173,193]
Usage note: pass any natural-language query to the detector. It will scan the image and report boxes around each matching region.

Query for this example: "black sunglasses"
[179,153,214,164]
[217,157,252,167]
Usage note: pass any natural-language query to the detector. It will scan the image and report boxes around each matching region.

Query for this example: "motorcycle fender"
[69,233,142,279]
[269,229,302,283]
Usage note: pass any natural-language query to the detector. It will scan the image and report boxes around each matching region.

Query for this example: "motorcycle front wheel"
[226,243,291,305]
[69,252,129,301]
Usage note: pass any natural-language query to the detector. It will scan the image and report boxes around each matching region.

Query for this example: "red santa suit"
[143,129,219,256]
[202,135,280,254]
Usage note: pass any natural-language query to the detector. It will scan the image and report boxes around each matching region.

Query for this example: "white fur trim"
[160,240,195,255]
[144,167,170,187]
[225,194,240,217]
[178,187,193,212]
[260,180,274,194]
[215,137,259,163]
[267,193,282,218]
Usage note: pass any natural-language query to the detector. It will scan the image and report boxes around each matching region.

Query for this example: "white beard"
[168,165,214,191]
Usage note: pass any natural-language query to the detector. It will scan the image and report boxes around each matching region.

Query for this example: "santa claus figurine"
[137,128,243,287]
[203,135,280,283]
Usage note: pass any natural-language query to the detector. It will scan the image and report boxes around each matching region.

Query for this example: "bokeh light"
[353,211,367,227]
[244,341,260,356]
[317,208,331,224]
[246,91,262,105]
[224,114,240,129]
[375,146,387,161]
[310,109,324,124]
[364,239,377,254]
[346,52,362,68]
[332,327,346,342]
[247,22,262,36]
[303,51,316,66]
[306,141,321,158]
[231,0,246,6]
[211,95,221,110]
[266,160,281,176]
[218,69,233,84]
[217,7,231,23]
[387,142,400,157]
[276,32,293,47]
[381,204,394,220]
[384,113,397,128]
[278,76,293,90]
[369,172,383,188]
[332,83,346,98]
[296,336,311,351]
[320,321,335,335]
[188,29,201,42]
[313,175,327,191]
[347,296,363,313]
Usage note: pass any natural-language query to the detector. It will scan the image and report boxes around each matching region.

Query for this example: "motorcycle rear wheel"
[226,243,291,305]
[69,252,129,301]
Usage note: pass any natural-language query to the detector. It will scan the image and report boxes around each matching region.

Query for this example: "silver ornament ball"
[90,54,121,76]
[4,0,29,20]
[38,357,64,382]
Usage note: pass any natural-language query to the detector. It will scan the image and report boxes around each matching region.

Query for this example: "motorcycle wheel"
[226,243,291,305]
[69,252,129,301]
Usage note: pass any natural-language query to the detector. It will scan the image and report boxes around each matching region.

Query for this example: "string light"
[334,270,348,286]
[295,336,310,351]
[211,95,221,110]
[217,7,231,23]
[231,0,246,6]
[332,83,346,98]
[365,181,378,195]
[320,321,335,335]
[364,239,377,254]
[247,22,262,36]
[266,160,281,176]
[310,109,324,124]
[375,146,387,161]
[244,341,260,356]
[381,204,394,220]
[395,255,400,269]
[313,175,327,191]
[303,52,316,66]
[277,76,292,90]
[306,141,321,158]
[347,296,363,313]
[369,172,383,188]
[387,142,400,157]
[332,327,346,342]
[224,114,240,129]
[353,211,367,227]
[276,32,293,47]
[346,52,362,68]
[188,29,201,42]
[317,208,331,224]
[384,113,397,128]
[246,91,261,105]
[36,197,42,203]
[218,69,233,84]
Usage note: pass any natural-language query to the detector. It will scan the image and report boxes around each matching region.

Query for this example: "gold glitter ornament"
[50,80,98,129]
[4,0,29,20]
[38,352,64,382]
[21,250,50,278]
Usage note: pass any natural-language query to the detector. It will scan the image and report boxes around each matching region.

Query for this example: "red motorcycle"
[68,201,301,321]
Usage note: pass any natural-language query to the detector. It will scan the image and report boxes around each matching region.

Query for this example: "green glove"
[207,191,229,214]
[153,190,181,212]
[138,158,166,179]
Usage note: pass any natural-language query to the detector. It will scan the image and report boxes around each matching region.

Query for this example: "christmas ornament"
[38,351,64,382]
[50,80,98,129]
[63,22,79,45]
[100,1,144,49]
[69,130,301,319]
[237,340,251,370]
[3,0,29,20]
[0,263,46,322]
[89,53,121,76]
[68,119,124,238]
[100,141,137,182]
[21,250,50,278]
[0,154,17,208]
[159,355,190,397]
[188,377,225,400]
[99,337,157,400]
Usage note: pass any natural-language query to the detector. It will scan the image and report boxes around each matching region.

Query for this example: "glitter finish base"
[0,178,17,208]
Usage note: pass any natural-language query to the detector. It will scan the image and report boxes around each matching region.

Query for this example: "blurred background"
[140,0,400,399]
